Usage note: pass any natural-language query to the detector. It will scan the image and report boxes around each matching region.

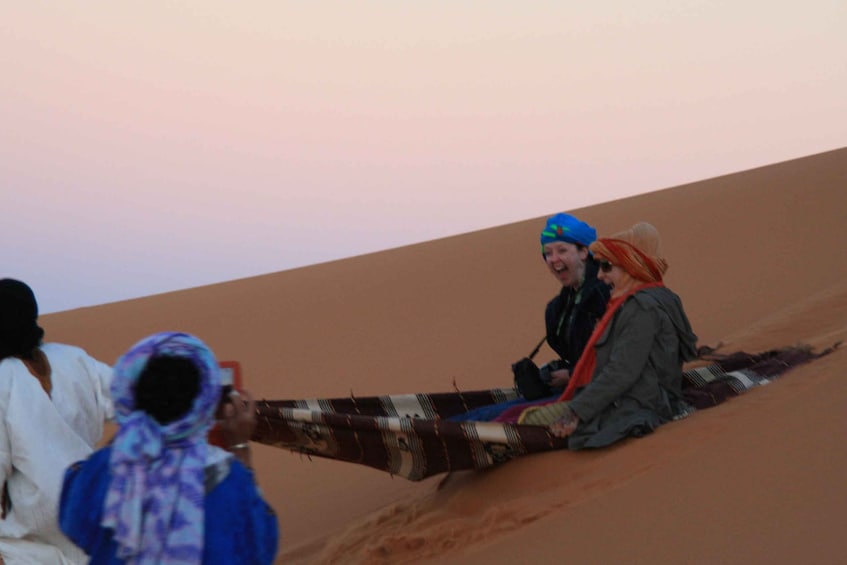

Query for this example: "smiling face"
[596,258,639,299]
[543,242,588,289]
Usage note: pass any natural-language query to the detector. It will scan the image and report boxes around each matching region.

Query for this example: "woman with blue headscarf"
[535,213,611,389]
[450,213,610,421]
[59,332,278,564]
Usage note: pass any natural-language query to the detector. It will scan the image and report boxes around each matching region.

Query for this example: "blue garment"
[447,393,560,422]
[59,447,279,565]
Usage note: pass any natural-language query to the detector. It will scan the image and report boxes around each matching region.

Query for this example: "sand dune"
[319,280,847,564]
[42,146,847,563]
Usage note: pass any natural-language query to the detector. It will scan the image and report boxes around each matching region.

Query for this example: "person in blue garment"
[59,331,278,564]
[450,212,610,421]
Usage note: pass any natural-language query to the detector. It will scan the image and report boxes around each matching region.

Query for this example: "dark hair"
[0,278,45,361]
[134,356,201,424]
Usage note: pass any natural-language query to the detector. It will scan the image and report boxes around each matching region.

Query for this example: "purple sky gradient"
[2,2,845,313]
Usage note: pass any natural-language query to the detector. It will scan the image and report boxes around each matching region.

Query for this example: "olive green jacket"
[567,286,698,449]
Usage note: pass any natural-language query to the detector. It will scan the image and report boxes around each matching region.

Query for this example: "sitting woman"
[59,331,279,564]
[499,222,698,450]
[450,212,610,421]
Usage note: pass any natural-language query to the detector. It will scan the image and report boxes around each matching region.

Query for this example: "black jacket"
[544,259,610,371]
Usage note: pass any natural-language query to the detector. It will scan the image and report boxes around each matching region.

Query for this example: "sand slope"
[41,147,847,563]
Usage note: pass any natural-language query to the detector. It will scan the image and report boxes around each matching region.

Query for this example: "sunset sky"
[3,1,845,313]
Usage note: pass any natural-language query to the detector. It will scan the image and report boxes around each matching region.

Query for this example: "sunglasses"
[597,260,615,273]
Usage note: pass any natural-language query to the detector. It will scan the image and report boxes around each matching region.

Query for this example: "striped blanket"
[252,346,833,481]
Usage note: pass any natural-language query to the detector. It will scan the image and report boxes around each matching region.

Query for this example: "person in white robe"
[0,279,113,565]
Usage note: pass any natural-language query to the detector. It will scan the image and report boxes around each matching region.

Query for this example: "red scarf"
[558,281,664,401]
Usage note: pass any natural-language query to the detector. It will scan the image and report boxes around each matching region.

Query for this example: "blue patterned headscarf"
[103,332,222,564]
[539,213,597,254]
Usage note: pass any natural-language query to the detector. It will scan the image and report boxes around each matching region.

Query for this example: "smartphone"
[217,361,242,411]
[209,360,243,447]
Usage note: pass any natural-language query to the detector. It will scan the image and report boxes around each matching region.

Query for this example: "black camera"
[512,357,552,400]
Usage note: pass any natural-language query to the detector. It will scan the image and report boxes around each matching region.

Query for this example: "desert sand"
[41,147,847,563]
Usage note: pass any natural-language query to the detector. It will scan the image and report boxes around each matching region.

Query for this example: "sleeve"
[235,466,280,564]
[204,460,279,563]
[569,301,660,422]
[0,378,11,508]
[58,462,93,552]
[85,355,115,422]
[556,359,572,371]
[59,453,110,556]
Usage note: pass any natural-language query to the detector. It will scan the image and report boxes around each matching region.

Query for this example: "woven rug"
[252,345,835,480]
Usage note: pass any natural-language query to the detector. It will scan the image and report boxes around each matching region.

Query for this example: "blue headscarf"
[103,332,222,564]
[539,213,597,254]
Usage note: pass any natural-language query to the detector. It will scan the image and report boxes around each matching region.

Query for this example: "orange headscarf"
[589,222,668,283]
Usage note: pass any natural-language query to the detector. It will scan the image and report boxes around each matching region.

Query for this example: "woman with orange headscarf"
[498,222,698,450]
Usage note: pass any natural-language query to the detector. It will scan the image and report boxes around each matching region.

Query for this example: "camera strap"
[528,336,546,360]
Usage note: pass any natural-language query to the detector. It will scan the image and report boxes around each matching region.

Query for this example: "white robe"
[0,343,113,565]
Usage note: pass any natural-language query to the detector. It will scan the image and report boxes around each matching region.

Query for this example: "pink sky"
[2,2,845,313]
